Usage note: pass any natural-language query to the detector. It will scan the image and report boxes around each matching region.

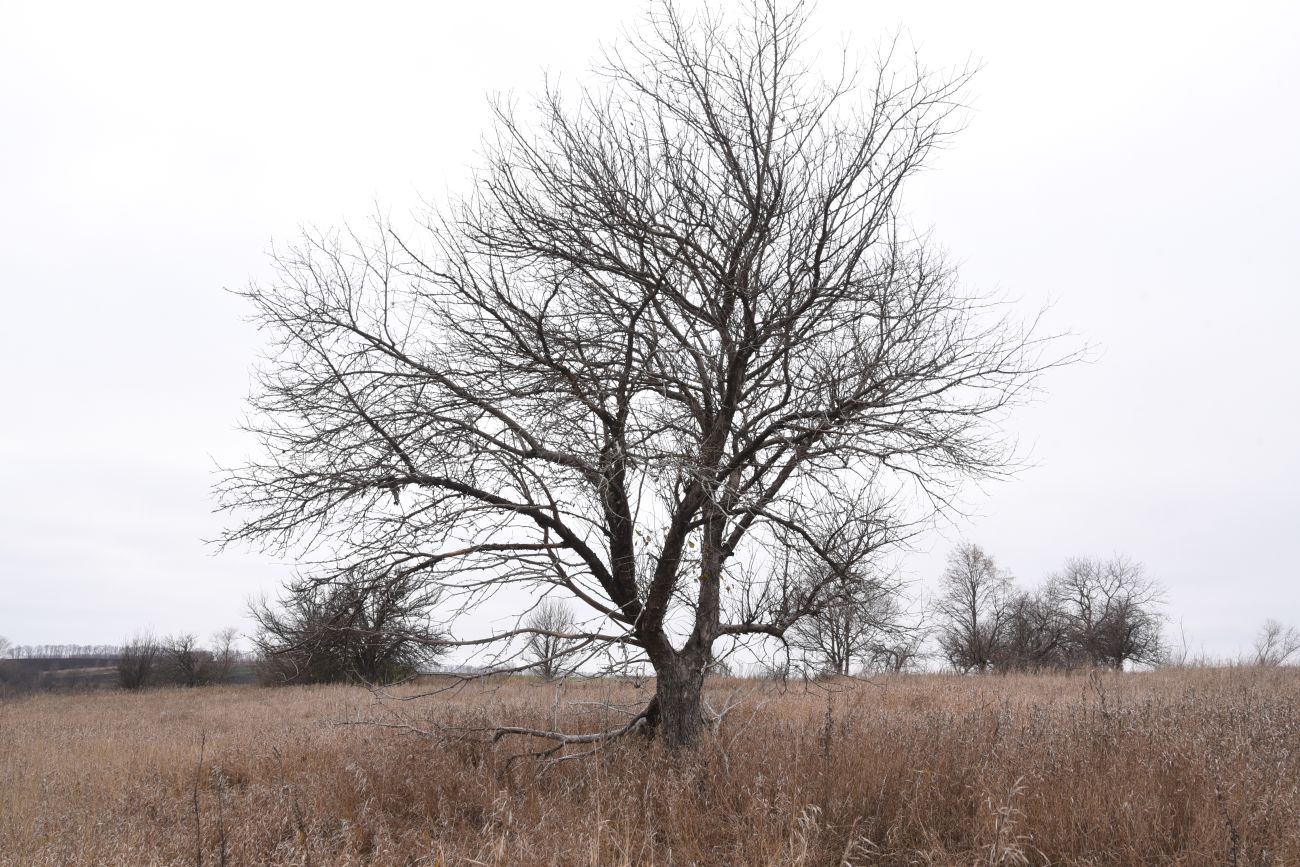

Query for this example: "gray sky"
[2,0,1296,658]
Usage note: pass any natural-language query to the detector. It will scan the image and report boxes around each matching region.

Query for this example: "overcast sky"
[2,1,1296,659]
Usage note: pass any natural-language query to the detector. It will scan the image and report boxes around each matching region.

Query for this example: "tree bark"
[648,654,707,750]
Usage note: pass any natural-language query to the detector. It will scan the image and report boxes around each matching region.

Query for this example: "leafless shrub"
[251,565,446,685]
[1252,618,1300,667]
[161,633,216,687]
[209,627,241,684]
[993,588,1073,672]
[706,657,734,677]
[117,631,160,690]
[863,622,930,674]
[757,656,793,682]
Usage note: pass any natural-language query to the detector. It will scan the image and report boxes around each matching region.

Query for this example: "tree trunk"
[649,655,706,750]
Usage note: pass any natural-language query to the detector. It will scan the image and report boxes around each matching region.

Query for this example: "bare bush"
[1253,619,1300,667]
[863,623,929,674]
[251,566,446,685]
[993,588,1073,671]
[117,632,159,690]
[209,627,241,683]
[161,633,215,687]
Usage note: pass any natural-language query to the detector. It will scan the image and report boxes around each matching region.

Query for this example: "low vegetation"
[249,566,446,686]
[2,666,1296,866]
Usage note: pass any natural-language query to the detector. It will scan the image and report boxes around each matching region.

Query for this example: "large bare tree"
[220,1,1057,748]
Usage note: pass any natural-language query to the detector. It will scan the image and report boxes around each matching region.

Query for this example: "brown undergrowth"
[1,667,1296,865]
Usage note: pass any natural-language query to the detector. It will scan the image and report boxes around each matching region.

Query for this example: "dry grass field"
[1,667,1297,866]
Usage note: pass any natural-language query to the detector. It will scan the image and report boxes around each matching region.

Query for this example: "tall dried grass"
[1,667,1296,865]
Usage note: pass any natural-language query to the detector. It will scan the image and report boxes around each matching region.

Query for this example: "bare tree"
[0,636,9,659]
[162,633,214,687]
[251,566,446,685]
[219,1,1058,748]
[1252,619,1300,667]
[935,544,1013,672]
[993,588,1072,671]
[863,625,928,674]
[789,563,909,676]
[117,632,159,690]
[209,627,241,683]
[524,600,580,680]
[1047,556,1164,669]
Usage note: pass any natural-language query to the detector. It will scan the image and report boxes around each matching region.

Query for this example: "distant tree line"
[760,543,1169,678]
[2,542,1292,693]
[2,643,122,659]
[780,542,1297,677]
[932,545,1167,673]
[115,628,248,689]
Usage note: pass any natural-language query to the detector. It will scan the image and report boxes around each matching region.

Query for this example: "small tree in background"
[252,566,446,685]
[523,600,580,680]
[209,627,241,683]
[935,545,1013,673]
[0,636,10,658]
[993,588,1072,671]
[117,632,159,690]
[162,633,215,687]
[1253,619,1300,667]
[789,564,910,676]
[862,623,929,674]
[1048,556,1164,669]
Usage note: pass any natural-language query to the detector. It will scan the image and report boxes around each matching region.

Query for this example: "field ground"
[1,667,1297,866]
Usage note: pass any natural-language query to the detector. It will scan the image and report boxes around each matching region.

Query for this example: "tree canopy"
[220,0,1058,747]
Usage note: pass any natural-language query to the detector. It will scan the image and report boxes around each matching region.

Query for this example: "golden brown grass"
[1,667,1297,866]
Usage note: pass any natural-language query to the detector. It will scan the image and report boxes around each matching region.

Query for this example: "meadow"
[1,667,1296,866]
